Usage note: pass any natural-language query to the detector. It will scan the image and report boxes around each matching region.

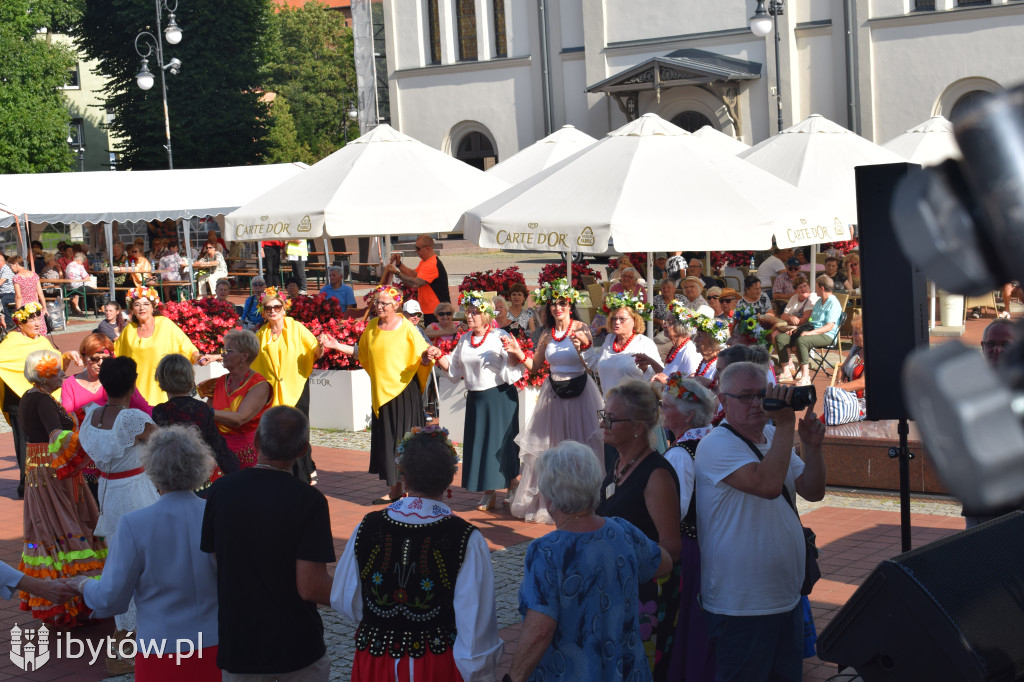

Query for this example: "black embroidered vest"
[353,509,475,659]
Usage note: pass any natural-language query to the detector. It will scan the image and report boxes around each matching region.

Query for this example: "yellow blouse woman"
[113,288,203,405]
[250,288,324,408]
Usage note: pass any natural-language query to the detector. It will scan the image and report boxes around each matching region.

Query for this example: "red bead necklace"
[665,337,690,364]
[696,355,717,377]
[551,325,571,343]
[469,327,491,348]
[612,332,637,353]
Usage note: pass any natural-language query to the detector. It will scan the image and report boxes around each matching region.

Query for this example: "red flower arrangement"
[161,298,240,355]
[711,251,755,271]
[537,261,602,289]
[827,239,859,255]
[610,253,648,274]
[459,266,526,294]
[287,294,366,370]
[511,334,549,390]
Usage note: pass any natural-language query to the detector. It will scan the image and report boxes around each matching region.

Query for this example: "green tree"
[264,1,356,163]
[263,93,309,164]
[0,0,81,174]
[74,0,274,170]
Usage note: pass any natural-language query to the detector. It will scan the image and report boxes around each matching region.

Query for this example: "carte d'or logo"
[577,226,595,247]
[833,218,846,236]
[297,215,312,233]
[260,215,269,222]
[11,623,50,671]
[527,222,539,230]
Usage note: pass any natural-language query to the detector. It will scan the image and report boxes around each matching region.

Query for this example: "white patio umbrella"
[738,113,907,247]
[461,113,836,256]
[882,115,961,167]
[224,124,510,243]
[485,125,598,184]
[693,125,750,155]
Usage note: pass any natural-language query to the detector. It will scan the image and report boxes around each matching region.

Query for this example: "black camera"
[763,385,816,412]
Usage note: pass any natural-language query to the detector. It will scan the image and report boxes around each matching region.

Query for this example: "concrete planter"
[193,362,228,384]
[308,368,373,431]
[437,372,541,444]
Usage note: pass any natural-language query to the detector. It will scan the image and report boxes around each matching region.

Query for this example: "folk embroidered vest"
[353,509,475,658]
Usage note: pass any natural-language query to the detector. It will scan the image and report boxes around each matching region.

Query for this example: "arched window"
[493,0,507,58]
[456,132,496,170]
[457,0,477,61]
[426,0,440,65]
[670,111,713,133]
[949,90,994,123]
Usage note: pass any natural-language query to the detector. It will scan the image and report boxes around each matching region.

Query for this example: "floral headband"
[34,354,61,379]
[259,287,291,312]
[396,424,459,465]
[603,291,652,321]
[533,278,581,305]
[731,305,770,346]
[664,372,700,403]
[127,286,160,305]
[12,302,43,324]
[458,290,495,317]
[372,284,403,307]
[670,302,730,344]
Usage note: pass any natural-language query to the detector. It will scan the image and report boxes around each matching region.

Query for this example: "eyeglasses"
[551,300,571,308]
[708,295,720,300]
[264,304,283,312]
[406,313,422,318]
[720,391,766,405]
[610,316,631,324]
[597,410,633,428]
[787,267,800,271]
[436,312,453,317]
[415,244,428,251]
[223,348,241,355]
[85,354,109,363]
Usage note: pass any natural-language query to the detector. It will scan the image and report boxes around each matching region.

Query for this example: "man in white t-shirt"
[695,362,826,681]
[756,247,792,288]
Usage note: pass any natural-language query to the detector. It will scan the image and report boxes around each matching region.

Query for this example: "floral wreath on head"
[603,291,652,321]
[669,301,731,345]
[731,305,770,346]
[533,278,581,305]
[664,372,701,404]
[396,424,459,466]
[12,302,43,324]
[372,284,403,307]
[458,290,495,317]
[34,353,61,380]
[258,287,291,312]
[126,286,160,306]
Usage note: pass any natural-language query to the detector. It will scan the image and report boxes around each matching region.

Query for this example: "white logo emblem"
[10,623,50,671]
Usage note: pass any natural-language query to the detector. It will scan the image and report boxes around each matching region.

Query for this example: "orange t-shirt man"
[413,255,449,316]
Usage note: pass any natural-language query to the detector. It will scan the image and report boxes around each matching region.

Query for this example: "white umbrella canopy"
[485,124,598,184]
[224,124,510,242]
[882,115,962,167]
[738,113,907,247]
[461,113,836,254]
[693,125,750,155]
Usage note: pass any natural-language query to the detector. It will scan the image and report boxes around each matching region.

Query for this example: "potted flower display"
[162,298,240,384]
[458,266,527,295]
[537,261,602,289]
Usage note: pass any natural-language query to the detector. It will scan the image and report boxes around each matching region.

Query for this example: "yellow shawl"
[0,333,59,425]
[251,317,319,407]
[114,317,199,405]
[358,318,431,417]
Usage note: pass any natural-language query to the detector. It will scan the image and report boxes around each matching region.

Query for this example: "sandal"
[371,496,396,505]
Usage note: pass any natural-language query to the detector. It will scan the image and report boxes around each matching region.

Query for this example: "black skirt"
[369,376,424,485]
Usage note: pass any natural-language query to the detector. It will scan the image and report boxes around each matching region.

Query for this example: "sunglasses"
[86,354,109,363]
[264,304,283,312]
[721,391,766,404]
[708,295,720,300]
[436,312,453,317]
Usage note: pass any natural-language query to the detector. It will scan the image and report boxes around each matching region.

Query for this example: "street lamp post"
[343,100,358,144]
[134,0,183,169]
[67,133,85,172]
[749,0,785,133]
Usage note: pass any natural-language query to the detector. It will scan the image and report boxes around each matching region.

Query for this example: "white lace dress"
[79,405,159,632]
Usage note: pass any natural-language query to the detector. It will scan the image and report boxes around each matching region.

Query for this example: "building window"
[957,0,990,5]
[950,90,994,122]
[456,131,496,170]
[456,0,477,61]
[493,0,507,58]
[63,64,80,89]
[427,0,441,65]
[914,0,935,9]
[670,111,713,133]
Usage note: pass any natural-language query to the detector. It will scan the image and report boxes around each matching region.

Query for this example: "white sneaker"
[796,375,812,386]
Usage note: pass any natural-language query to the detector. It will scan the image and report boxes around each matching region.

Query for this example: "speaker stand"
[888,417,913,552]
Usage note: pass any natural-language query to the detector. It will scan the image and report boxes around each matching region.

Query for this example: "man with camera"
[695,361,826,681]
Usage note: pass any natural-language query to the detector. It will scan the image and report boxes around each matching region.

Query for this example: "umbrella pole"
[647,251,655,339]
[104,222,115,304]
[361,236,393,323]
[183,220,195,299]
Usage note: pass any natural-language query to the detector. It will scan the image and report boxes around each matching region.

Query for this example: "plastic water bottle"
[749,255,756,271]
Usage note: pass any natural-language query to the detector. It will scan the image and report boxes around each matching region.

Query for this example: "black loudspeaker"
[856,163,929,421]
[818,511,1024,681]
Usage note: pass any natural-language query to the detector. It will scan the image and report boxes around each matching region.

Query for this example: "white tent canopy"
[883,115,961,167]
[738,114,907,246]
[485,124,598,185]
[0,163,309,228]
[461,113,837,254]
[692,125,750,154]
[224,124,510,242]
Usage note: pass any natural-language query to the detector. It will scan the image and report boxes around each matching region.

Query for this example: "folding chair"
[809,311,847,381]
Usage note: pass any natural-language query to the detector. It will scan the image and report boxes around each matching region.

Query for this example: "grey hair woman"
[509,440,671,680]
[596,378,682,674]
[74,425,221,677]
